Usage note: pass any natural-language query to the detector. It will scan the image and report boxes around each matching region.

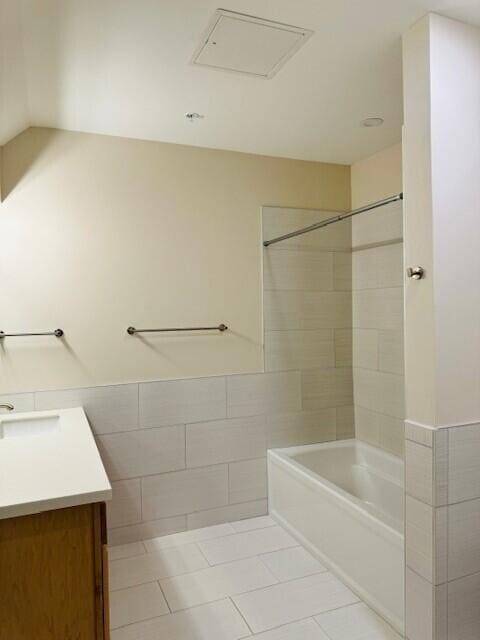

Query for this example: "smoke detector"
[192,9,313,79]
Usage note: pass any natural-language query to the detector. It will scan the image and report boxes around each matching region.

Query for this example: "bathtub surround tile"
[266,409,337,448]
[333,252,352,291]
[109,543,208,590]
[353,368,404,420]
[353,288,403,331]
[301,368,353,411]
[264,329,335,372]
[160,557,278,611]
[252,619,330,640]
[110,598,250,640]
[186,499,268,529]
[232,572,359,633]
[315,602,402,639]
[376,243,404,289]
[110,582,169,629]
[379,414,405,457]
[351,202,403,248]
[354,406,380,446]
[186,416,266,468]
[264,291,352,331]
[0,392,35,413]
[198,525,297,565]
[109,542,146,562]
[260,546,327,582]
[378,330,405,375]
[107,479,142,529]
[448,422,480,503]
[227,371,301,418]
[263,249,334,292]
[143,523,235,553]
[352,249,377,290]
[141,465,228,520]
[97,425,185,481]
[352,329,378,370]
[435,507,448,586]
[108,515,187,546]
[139,377,226,428]
[335,406,354,439]
[35,383,138,434]
[228,458,267,504]
[334,329,352,367]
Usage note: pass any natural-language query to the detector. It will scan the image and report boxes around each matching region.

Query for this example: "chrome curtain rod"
[263,193,403,247]
[127,324,228,335]
[0,329,64,339]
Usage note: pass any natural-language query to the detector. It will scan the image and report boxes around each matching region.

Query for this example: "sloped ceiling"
[1,0,480,163]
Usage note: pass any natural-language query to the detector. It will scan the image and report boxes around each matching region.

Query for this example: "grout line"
[156,579,172,614]
[229,597,255,636]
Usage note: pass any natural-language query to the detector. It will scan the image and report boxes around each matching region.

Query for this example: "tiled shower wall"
[351,200,405,456]
[262,206,353,440]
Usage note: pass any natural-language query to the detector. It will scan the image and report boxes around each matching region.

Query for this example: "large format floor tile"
[315,602,402,639]
[111,599,250,640]
[160,557,277,611]
[232,572,359,633]
[109,543,208,590]
[260,546,327,582]
[110,582,169,630]
[252,619,330,640]
[108,515,401,640]
[198,525,297,565]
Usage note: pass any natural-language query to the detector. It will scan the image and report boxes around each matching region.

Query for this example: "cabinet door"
[0,503,108,640]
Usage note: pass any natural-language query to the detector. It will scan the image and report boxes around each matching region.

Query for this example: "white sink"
[0,407,111,520]
[0,414,61,439]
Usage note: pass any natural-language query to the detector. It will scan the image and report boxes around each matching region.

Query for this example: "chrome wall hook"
[407,266,425,280]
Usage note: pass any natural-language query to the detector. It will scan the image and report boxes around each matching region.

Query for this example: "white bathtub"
[268,439,404,634]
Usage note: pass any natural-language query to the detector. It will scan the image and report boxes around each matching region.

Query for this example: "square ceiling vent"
[192,9,313,79]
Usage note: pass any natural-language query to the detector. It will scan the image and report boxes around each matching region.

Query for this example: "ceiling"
[1,0,480,164]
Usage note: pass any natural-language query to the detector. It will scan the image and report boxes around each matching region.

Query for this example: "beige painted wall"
[0,127,350,394]
[350,143,404,456]
[351,142,402,209]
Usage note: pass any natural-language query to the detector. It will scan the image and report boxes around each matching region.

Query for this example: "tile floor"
[109,516,403,639]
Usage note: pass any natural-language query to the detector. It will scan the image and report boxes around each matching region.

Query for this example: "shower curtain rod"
[263,193,403,247]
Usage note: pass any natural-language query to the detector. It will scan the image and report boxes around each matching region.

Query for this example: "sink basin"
[0,414,61,439]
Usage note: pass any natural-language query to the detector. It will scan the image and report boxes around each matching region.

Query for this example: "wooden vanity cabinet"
[0,503,110,640]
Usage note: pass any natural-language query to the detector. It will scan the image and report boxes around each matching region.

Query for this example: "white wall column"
[403,13,480,640]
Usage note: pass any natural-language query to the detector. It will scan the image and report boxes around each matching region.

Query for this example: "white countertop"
[0,407,112,520]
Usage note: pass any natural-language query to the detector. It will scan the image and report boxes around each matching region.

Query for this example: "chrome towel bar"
[127,324,228,335]
[0,329,64,339]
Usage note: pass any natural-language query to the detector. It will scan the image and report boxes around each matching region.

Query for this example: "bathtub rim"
[268,438,404,543]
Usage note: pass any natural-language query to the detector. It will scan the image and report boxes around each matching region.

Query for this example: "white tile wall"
[228,458,267,504]
[263,250,334,292]
[97,426,185,481]
[186,499,268,530]
[0,393,35,413]
[139,377,226,428]
[107,479,142,528]
[35,384,138,434]
[226,371,301,418]
[301,368,353,411]
[264,329,335,372]
[141,465,229,520]
[186,416,266,468]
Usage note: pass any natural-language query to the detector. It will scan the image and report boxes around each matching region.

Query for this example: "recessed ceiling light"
[361,117,384,128]
[185,112,205,122]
